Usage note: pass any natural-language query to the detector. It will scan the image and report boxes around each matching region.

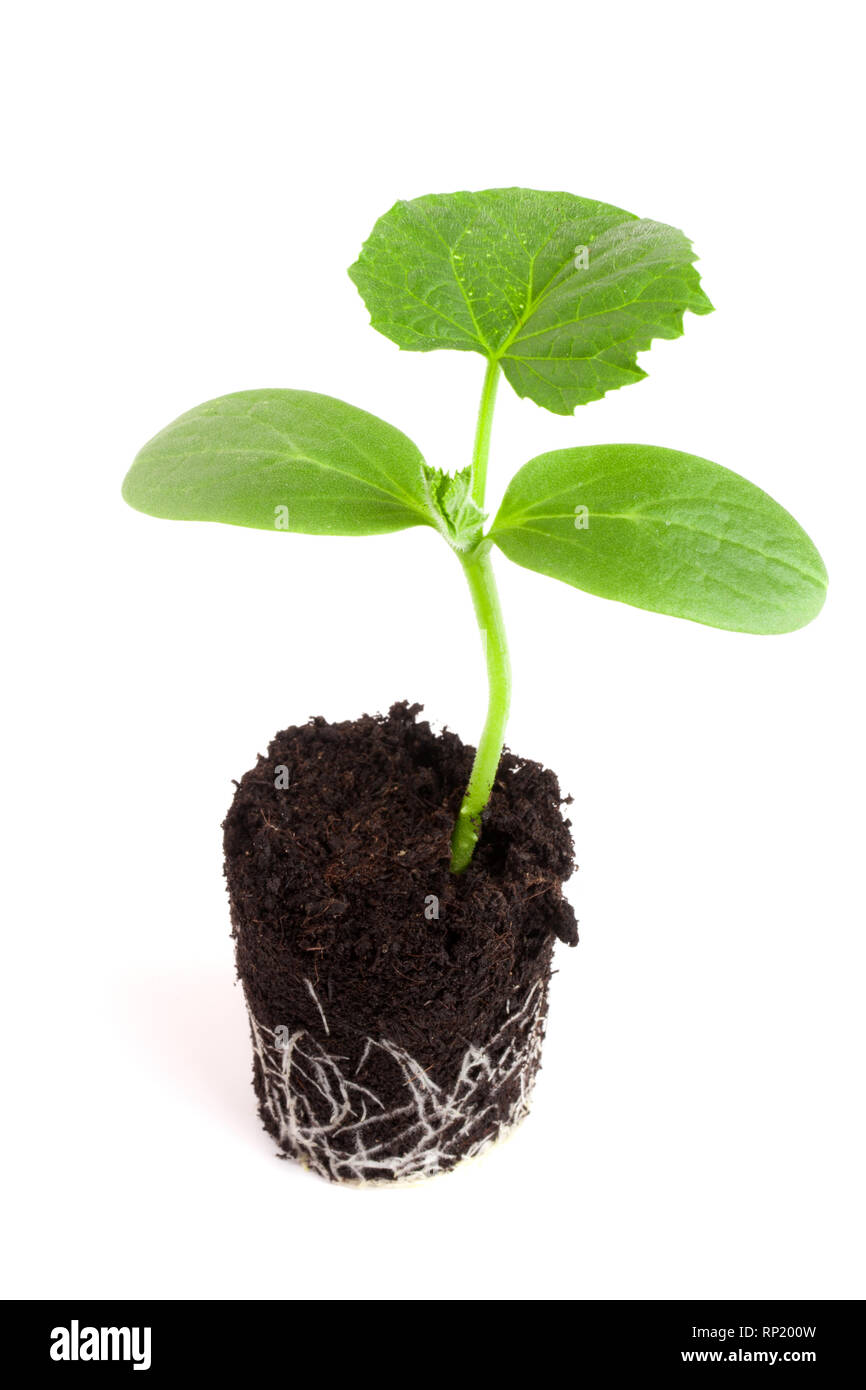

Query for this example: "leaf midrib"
[167,403,430,519]
[147,443,430,521]
[493,513,826,587]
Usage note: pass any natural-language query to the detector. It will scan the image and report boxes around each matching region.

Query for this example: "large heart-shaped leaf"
[491,445,827,633]
[349,188,713,414]
[122,389,433,535]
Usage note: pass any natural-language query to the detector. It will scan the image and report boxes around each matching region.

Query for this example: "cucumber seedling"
[123,189,828,1182]
[123,187,827,874]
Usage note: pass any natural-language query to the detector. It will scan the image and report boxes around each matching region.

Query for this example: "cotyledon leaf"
[122,389,435,535]
[348,188,713,415]
[490,445,827,634]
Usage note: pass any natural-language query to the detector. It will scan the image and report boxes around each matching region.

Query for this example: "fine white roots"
[247,979,547,1183]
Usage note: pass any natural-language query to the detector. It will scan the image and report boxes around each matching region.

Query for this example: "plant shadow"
[115,963,256,1140]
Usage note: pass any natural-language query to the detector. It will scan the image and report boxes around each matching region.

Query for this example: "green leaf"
[348,188,712,415]
[122,389,433,536]
[422,463,486,551]
[490,445,827,634]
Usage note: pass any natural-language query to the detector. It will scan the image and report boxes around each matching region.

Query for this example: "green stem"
[450,356,510,873]
[450,543,512,872]
[469,357,501,507]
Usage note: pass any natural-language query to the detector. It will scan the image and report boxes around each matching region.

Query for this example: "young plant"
[123,188,827,872]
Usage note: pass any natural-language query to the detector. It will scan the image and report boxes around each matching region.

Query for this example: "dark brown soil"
[223,702,577,1181]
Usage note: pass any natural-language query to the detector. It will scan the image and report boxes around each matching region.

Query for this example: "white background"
[3,0,863,1301]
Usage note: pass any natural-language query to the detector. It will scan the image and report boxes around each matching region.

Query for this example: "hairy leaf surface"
[349,188,712,414]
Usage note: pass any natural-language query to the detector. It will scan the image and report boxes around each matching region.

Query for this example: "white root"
[247,979,547,1183]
